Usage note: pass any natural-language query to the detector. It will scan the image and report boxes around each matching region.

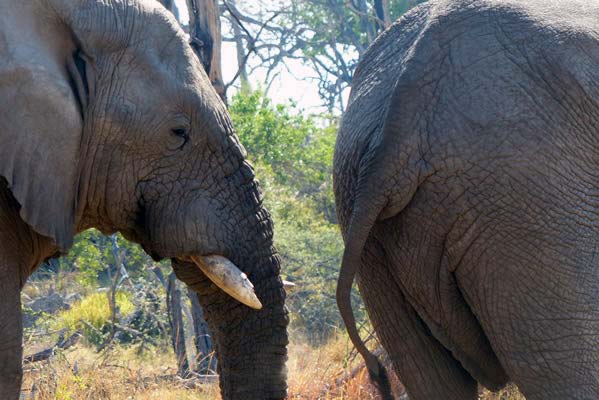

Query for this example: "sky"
[174,0,327,112]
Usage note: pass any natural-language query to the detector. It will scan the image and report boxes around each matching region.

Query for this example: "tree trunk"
[186,0,225,101]
[158,0,174,11]
[188,288,217,373]
[167,272,189,377]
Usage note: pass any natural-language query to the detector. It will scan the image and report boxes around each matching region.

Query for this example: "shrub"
[229,91,367,341]
[51,291,135,345]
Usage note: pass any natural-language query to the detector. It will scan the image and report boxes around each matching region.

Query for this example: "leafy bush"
[230,90,367,341]
[51,292,135,345]
[231,90,337,204]
[42,230,154,288]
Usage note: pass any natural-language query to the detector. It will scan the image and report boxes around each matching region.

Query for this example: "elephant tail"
[336,100,428,400]
[336,153,396,399]
[336,188,393,400]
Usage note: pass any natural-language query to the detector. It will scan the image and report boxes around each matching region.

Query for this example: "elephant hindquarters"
[370,192,509,393]
[454,218,599,400]
[358,236,477,400]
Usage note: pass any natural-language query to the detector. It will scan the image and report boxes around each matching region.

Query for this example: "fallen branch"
[142,373,219,389]
[23,331,81,363]
[110,321,159,347]
[80,319,103,336]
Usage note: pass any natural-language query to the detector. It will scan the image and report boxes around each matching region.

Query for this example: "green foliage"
[51,292,135,345]
[51,230,153,287]
[230,89,338,221]
[231,90,336,193]
[61,230,105,287]
[287,0,426,51]
[230,90,365,341]
[389,0,429,20]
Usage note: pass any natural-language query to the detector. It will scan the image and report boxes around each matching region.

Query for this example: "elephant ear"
[0,20,90,251]
[49,0,161,56]
[1,0,143,250]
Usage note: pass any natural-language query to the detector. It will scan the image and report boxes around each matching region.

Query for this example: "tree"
[228,0,250,90]
[167,273,190,376]
[221,0,427,110]
[188,287,217,373]
[158,0,425,110]
[158,0,179,20]
[157,0,225,100]
[186,0,226,100]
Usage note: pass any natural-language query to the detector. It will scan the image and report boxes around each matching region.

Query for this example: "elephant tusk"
[282,280,297,292]
[190,255,263,310]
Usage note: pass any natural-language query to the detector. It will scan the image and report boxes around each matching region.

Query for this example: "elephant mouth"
[177,255,263,310]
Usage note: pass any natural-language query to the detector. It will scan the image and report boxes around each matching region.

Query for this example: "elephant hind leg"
[358,238,477,400]
[463,255,599,400]
[373,199,509,392]
[0,264,23,400]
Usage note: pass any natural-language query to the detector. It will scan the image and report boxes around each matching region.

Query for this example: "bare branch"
[222,6,281,94]
[23,331,82,364]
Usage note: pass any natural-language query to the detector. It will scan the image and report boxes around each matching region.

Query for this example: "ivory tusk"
[190,255,263,310]
[283,280,297,292]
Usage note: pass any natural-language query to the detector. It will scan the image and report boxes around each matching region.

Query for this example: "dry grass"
[22,333,524,399]
[287,333,524,400]
[481,385,526,400]
[286,332,405,399]
[22,345,219,400]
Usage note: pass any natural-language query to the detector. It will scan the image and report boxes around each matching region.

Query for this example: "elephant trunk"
[172,247,288,399]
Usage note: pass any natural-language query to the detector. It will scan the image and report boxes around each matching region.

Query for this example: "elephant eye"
[172,127,188,139]
[171,127,189,149]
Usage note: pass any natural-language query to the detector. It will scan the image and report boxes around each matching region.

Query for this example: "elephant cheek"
[147,196,224,258]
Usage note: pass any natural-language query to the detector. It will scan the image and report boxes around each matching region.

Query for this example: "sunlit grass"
[482,385,526,400]
[22,344,220,400]
[50,291,135,333]
[23,331,524,399]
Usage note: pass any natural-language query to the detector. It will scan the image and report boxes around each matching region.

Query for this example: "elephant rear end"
[334,1,599,399]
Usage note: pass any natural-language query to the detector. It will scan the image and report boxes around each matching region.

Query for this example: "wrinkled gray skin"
[0,1,288,399]
[334,1,599,399]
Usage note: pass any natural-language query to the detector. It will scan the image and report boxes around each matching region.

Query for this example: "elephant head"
[0,0,288,398]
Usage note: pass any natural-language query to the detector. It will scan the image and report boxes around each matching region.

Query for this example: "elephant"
[334,0,599,399]
[0,0,288,399]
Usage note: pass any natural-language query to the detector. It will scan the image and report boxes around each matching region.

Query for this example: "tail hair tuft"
[367,357,394,400]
